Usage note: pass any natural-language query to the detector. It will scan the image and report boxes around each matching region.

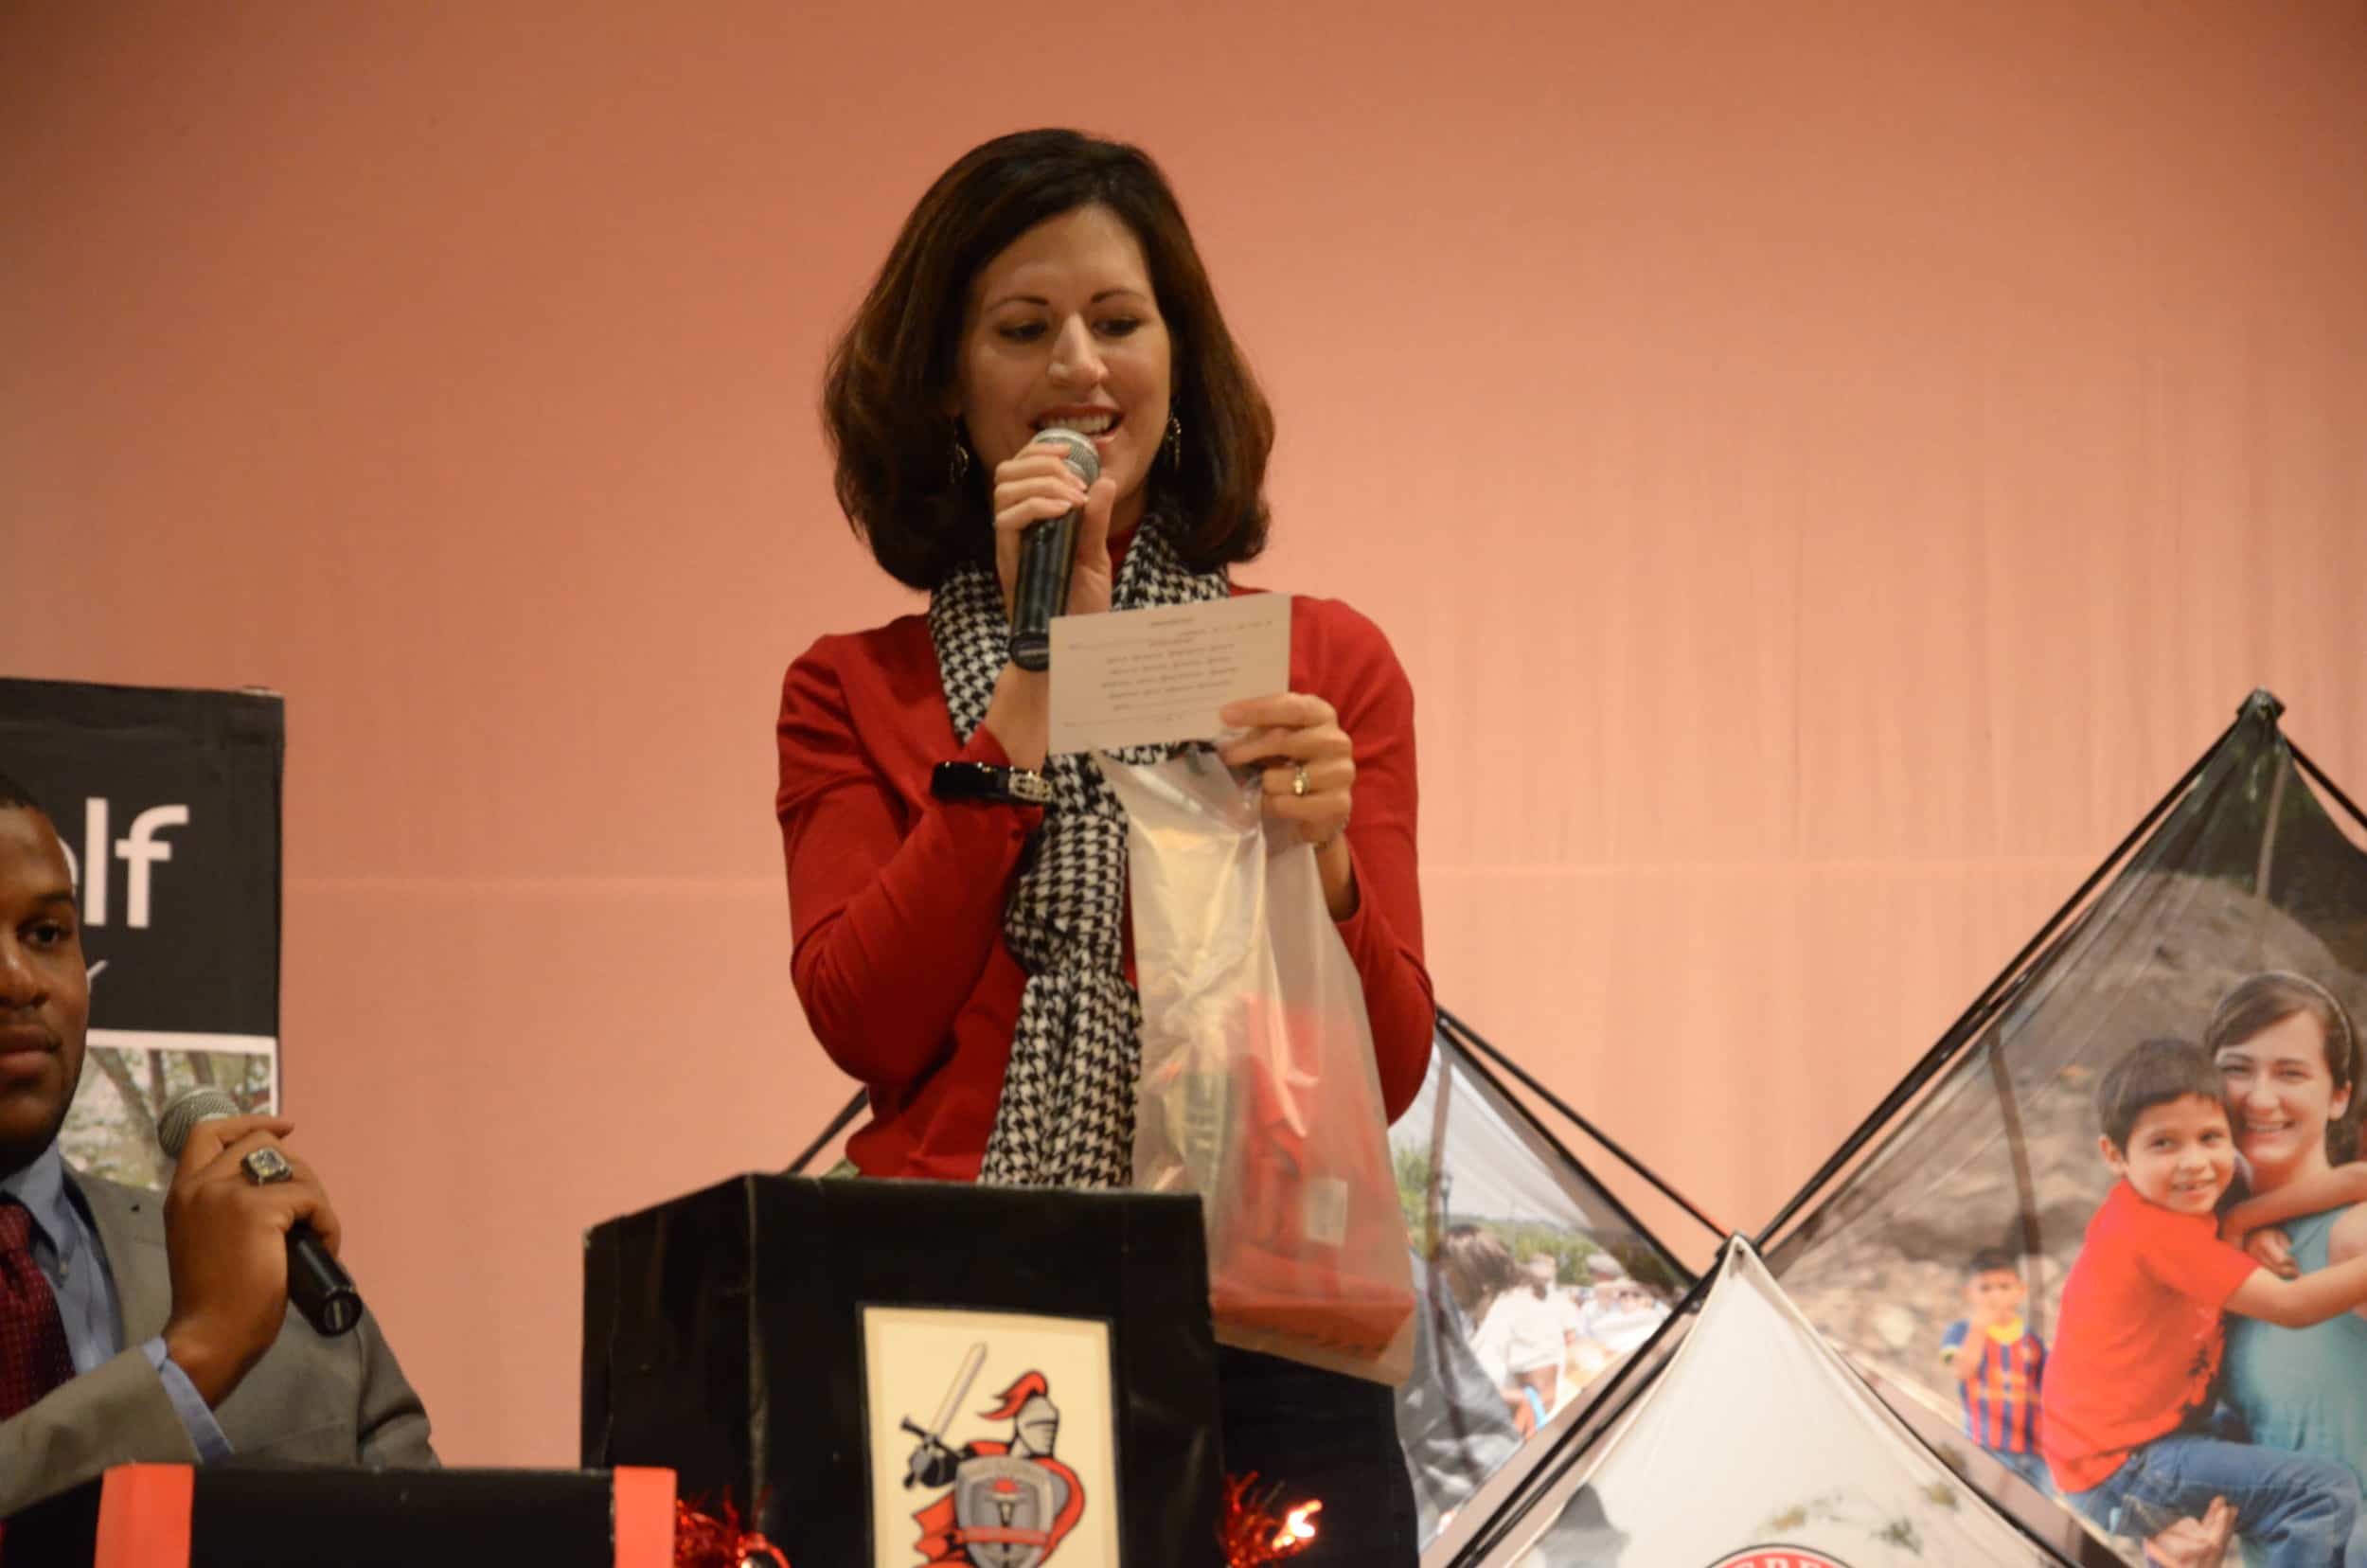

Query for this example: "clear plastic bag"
[1099,749,1417,1385]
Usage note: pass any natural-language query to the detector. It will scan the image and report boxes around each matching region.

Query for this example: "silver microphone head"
[156,1085,244,1157]
[1028,425,1101,486]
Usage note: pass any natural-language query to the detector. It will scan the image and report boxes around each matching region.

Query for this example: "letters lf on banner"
[0,677,283,1188]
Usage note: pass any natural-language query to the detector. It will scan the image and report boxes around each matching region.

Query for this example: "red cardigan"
[775,585,1433,1180]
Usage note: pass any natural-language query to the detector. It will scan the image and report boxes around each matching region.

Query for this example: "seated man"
[0,771,433,1520]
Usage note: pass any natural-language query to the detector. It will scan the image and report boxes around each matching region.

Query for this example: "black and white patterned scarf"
[929,514,1230,1187]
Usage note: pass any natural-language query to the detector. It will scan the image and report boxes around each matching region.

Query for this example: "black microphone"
[1007,427,1101,672]
[155,1086,365,1338]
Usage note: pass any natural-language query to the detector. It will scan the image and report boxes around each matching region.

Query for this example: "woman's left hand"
[1218,692,1359,918]
[1219,692,1353,846]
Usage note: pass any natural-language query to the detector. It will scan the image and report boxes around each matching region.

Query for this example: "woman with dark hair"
[777,129,1433,1557]
[2214,971,2367,1496]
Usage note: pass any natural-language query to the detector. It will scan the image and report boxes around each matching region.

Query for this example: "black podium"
[583,1174,1224,1567]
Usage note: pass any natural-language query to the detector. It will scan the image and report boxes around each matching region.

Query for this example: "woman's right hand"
[990,441,1115,623]
[981,442,1114,771]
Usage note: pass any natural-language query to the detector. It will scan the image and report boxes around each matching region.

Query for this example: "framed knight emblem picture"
[863,1308,1120,1568]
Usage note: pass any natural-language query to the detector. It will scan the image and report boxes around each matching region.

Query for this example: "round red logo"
[1704,1552,1850,1568]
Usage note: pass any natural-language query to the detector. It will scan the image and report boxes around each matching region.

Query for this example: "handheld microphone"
[156,1086,365,1338]
[1007,427,1101,672]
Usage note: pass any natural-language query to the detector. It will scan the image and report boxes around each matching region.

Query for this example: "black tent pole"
[2291,741,2367,835]
[1988,1042,2050,1340]
[1434,1013,1720,1291]
[1439,1007,1729,1244]
[1753,698,2260,1251]
[782,1088,867,1176]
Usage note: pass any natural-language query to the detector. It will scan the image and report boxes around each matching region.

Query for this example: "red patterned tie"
[0,1197,77,1554]
[0,1200,75,1419]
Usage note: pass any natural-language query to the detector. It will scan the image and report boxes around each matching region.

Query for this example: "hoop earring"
[948,439,972,487]
[1163,414,1183,467]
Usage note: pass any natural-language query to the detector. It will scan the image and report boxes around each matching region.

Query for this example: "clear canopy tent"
[1452,1238,2060,1567]
[1435,693,2367,1567]
[1392,1012,1719,1564]
[1753,692,2367,1566]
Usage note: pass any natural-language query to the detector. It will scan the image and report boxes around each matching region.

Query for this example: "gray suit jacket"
[0,1168,436,1518]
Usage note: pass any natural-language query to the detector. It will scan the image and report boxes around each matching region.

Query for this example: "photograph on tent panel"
[64,1044,276,1189]
[1768,704,2367,1568]
[1467,1241,2048,1568]
[1390,1022,1692,1554]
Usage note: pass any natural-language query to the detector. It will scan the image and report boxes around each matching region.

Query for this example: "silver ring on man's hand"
[241,1147,294,1186]
[1291,763,1311,798]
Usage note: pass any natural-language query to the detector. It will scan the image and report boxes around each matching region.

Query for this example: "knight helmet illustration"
[905,1354,1086,1568]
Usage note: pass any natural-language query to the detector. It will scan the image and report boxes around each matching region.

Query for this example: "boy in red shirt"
[2040,1038,2367,1565]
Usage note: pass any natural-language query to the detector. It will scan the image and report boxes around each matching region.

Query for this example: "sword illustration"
[900,1342,988,1489]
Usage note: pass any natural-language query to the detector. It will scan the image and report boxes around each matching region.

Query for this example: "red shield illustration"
[950,1454,1075,1568]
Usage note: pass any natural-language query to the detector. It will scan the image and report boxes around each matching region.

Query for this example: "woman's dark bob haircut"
[822,129,1274,591]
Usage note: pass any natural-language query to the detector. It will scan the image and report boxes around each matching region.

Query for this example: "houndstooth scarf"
[929,514,1230,1187]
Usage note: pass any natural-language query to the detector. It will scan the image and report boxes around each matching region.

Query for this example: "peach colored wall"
[6,1,2365,1465]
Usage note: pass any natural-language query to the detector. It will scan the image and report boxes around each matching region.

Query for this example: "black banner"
[0,677,283,1185]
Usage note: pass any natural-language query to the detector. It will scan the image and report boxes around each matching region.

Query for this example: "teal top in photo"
[2225,1206,2367,1492]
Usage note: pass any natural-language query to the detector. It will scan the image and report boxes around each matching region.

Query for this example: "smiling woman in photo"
[2216,971,2367,1493]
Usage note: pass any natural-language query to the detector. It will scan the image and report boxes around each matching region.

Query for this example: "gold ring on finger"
[241,1147,295,1186]
[1291,763,1311,798]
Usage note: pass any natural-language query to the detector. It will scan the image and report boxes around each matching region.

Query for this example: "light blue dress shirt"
[1,1144,231,1462]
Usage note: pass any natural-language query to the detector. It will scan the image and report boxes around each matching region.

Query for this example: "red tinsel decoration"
[674,1494,791,1568]
[1220,1472,1323,1567]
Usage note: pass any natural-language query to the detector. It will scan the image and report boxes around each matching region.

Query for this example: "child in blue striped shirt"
[1940,1247,2052,1494]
